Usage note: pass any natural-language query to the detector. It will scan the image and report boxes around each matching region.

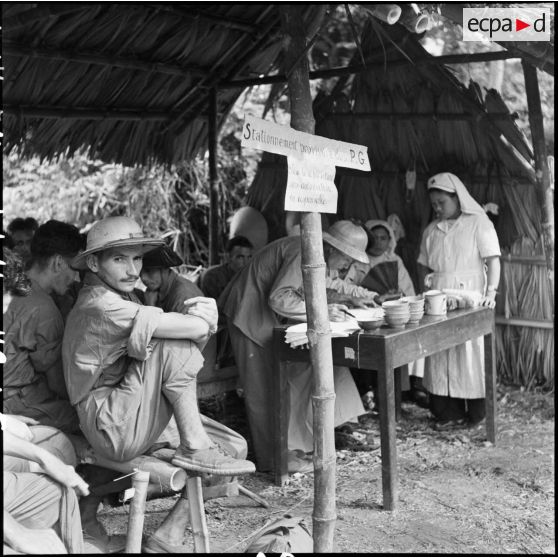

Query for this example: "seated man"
[3,222,84,433]
[2,413,90,555]
[62,217,255,552]
[139,244,249,462]
[200,235,253,300]
[7,217,39,259]
[220,221,379,473]
[141,244,204,309]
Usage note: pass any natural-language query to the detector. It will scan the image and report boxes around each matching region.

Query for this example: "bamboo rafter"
[325,112,519,121]
[3,105,175,121]
[221,50,520,88]
[2,41,209,78]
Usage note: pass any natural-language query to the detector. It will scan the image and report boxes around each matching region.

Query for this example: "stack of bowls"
[382,300,410,329]
[401,295,425,324]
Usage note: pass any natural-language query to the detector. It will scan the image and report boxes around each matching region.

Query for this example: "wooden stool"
[125,470,151,553]
[186,473,210,553]
[123,469,210,553]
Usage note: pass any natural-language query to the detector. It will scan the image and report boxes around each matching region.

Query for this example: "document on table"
[285,320,360,347]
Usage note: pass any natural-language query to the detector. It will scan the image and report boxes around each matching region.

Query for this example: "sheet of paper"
[284,157,338,214]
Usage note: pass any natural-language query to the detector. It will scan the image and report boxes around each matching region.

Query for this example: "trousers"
[76,339,203,462]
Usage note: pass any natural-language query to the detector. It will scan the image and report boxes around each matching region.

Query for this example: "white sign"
[285,158,337,214]
[242,115,370,171]
[463,7,551,42]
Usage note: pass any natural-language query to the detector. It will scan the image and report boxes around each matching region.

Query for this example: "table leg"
[272,336,290,485]
[376,359,398,511]
[394,367,402,422]
[484,330,497,444]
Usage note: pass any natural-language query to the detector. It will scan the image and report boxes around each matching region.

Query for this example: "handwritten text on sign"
[242,115,370,171]
[285,158,337,214]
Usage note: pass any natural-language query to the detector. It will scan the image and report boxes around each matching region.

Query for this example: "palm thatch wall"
[246,21,554,389]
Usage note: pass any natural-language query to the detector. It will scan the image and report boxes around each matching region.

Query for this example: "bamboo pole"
[220,50,519,89]
[186,474,210,553]
[522,61,555,295]
[208,87,219,265]
[496,316,554,329]
[125,470,150,553]
[325,112,518,121]
[280,5,336,553]
[3,105,173,121]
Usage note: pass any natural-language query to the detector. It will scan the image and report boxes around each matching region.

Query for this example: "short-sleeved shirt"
[62,272,163,405]
[417,213,501,275]
[3,281,64,389]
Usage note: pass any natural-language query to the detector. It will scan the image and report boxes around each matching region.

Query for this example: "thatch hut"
[245,19,554,389]
[2,3,554,390]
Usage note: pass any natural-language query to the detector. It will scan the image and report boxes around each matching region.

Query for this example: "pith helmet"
[71,216,164,270]
[323,220,369,264]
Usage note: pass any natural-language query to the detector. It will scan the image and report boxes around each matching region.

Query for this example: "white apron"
[423,269,486,398]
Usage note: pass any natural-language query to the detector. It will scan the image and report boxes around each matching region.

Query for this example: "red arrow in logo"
[516,19,530,31]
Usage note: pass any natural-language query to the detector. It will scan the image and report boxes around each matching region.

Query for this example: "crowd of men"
[2,212,397,553]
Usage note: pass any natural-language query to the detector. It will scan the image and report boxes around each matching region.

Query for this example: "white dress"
[417,213,501,398]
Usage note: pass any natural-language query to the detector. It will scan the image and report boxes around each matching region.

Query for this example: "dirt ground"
[99,385,555,554]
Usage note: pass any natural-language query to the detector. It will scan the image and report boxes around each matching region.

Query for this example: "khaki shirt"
[157,270,203,313]
[3,281,64,391]
[62,272,163,405]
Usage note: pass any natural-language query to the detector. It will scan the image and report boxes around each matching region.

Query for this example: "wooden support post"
[280,5,335,553]
[187,474,210,553]
[522,61,555,295]
[125,470,150,553]
[208,87,220,266]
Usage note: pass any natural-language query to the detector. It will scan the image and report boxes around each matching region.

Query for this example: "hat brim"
[71,238,165,270]
[142,245,184,269]
[323,232,369,264]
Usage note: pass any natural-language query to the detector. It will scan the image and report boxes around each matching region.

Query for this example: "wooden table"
[272,307,497,510]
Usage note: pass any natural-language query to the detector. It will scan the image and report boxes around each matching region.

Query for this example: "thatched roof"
[2,3,324,166]
[246,19,538,242]
[3,3,554,169]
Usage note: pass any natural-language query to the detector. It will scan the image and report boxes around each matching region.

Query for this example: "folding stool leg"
[186,473,210,553]
[125,470,150,553]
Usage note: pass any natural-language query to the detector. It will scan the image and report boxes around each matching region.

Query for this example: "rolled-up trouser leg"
[228,325,274,471]
[77,339,203,462]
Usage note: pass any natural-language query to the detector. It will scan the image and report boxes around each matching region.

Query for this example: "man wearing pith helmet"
[220,220,379,474]
[62,217,255,549]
